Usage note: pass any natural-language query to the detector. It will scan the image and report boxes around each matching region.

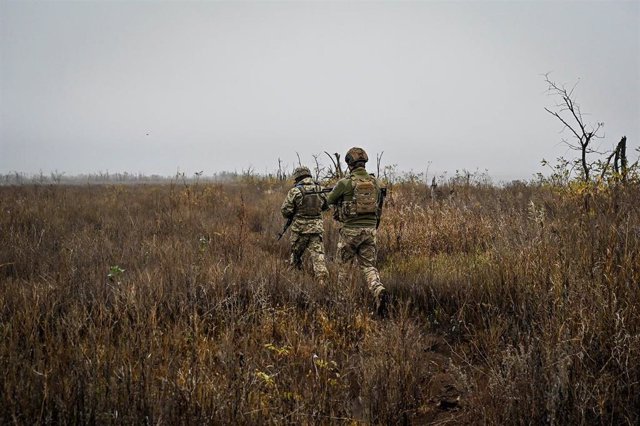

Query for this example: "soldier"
[281,166,329,284]
[326,147,389,317]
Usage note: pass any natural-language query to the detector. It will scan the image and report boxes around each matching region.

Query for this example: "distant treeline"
[0,170,270,186]
[1,167,510,188]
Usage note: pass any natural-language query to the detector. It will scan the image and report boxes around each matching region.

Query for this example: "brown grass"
[1,178,639,424]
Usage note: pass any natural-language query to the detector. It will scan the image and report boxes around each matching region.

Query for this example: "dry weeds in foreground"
[1,179,639,424]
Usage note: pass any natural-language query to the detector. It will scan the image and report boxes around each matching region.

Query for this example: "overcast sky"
[1,0,638,181]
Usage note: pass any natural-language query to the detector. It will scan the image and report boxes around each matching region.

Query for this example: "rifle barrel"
[305,187,333,195]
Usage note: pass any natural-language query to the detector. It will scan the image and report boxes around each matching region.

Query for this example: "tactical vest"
[341,174,378,219]
[296,184,323,218]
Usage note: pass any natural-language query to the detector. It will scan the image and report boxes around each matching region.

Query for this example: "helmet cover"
[292,166,312,181]
[345,147,369,165]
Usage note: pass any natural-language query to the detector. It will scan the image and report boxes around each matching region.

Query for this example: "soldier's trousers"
[290,232,328,281]
[336,227,385,298]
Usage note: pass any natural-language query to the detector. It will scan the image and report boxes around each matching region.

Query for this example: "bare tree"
[425,161,433,198]
[600,136,629,183]
[430,176,437,201]
[242,165,254,178]
[376,151,384,178]
[614,136,628,183]
[295,152,302,168]
[324,151,343,179]
[543,74,604,182]
[277,158,285,181]
[312,154,326,181]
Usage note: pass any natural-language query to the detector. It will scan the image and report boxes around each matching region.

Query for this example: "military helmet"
[345,147,368,165]
[292,166,312,181]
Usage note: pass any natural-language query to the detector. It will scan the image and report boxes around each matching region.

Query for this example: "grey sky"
[1,0,638,181]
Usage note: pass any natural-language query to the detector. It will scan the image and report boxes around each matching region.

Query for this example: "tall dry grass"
[1,178,638,424]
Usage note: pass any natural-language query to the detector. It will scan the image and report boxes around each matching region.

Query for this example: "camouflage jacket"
[326,167,383,228]
[281,177,329,234]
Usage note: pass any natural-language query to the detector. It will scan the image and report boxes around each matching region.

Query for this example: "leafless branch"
[543,73,607,182]
[312,154,325,181]
[376,151,384,178]
[277,157,285,180]
[324,151,343,179]
[544,107,583,142]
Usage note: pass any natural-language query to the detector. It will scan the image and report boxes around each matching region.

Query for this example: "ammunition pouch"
[340,200,358,220]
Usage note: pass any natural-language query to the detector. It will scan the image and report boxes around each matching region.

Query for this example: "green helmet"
[345,147,368,165]
[292,166,312,181]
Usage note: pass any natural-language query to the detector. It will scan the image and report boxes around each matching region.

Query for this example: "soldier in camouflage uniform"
[326,147,389,317]
[281,166,329,284]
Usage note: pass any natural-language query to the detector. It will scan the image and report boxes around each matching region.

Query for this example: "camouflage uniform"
[281,174,329,282]
[327,149,387,313]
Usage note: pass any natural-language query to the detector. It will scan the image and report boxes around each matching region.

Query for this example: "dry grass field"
[1,176,639,424]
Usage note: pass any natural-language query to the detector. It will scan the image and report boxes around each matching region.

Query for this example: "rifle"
[277,215,294,240]
[376,187,387,229]
[303,187,333,195]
